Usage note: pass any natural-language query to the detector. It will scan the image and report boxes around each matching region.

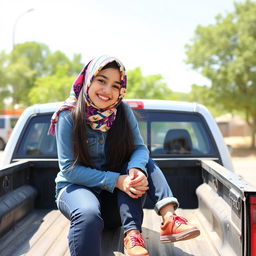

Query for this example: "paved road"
[0,150,255,186]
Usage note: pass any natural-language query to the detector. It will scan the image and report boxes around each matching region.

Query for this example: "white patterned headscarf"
[48,55,127,135]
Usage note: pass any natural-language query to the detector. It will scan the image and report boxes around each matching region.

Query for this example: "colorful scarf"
[48,55,127,135]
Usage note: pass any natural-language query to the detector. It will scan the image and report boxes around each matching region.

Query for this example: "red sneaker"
[124,230,149,256]
[160,214,200,243]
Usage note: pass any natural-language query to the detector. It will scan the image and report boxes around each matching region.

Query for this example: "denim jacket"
[55,102,149,198]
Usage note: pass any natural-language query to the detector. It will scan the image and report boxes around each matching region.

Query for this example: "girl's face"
[88,68,121,109]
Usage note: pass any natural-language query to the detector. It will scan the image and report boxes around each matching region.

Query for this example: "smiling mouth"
[97,94,110,101]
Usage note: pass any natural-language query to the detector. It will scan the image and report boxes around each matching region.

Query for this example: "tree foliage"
[0,41,83,108]
[126,67,173,99]
[11,42,50,77]
[186,0,256,148]
[6,57,36,106]
[188,84,225,117]
[0,51,9,110]
[0,41,175,109]
[29,66,75,104]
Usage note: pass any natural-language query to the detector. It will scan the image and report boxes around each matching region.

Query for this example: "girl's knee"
[71,207,104,229]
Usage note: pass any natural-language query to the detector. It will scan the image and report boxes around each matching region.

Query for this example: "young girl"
[49,55,200,256]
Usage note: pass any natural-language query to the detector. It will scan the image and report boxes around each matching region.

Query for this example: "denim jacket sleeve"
[56,111,120,193]
[124,103,149,174]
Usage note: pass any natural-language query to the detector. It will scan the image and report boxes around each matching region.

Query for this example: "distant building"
[216,114,251,137]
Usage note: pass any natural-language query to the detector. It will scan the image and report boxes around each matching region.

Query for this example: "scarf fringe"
[48,123,56,136]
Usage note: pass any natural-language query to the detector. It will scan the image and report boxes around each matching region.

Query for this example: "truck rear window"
[13,110,218,159]
[14,114,57,158]
[136,110,218,157]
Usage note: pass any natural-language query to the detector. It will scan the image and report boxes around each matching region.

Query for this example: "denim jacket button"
[99,139,104,144]
[103,185,108,190]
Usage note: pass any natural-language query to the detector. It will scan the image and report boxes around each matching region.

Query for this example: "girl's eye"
[113,84,120,89]
[98,79,105,84]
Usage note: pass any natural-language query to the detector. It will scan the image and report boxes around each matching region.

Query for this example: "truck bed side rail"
[0,161,37,238]
[199,160,256,256]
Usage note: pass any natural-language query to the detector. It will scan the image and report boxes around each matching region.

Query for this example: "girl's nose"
[102,84,111,94]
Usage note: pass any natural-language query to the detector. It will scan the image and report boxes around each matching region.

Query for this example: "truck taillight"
[250,196,256,255]
[125,101,144,109]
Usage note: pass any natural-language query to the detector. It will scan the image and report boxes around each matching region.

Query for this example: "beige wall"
[217,121,251,137]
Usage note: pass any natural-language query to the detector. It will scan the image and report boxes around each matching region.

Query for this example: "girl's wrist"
[115,175,126,189]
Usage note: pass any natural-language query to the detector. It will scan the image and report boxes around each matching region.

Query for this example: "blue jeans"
[57,158,178,256]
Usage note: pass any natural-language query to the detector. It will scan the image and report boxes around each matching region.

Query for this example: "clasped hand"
[116,168,149,199]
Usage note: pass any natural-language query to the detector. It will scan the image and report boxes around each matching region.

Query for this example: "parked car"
[0,115,19,150]
[0,99,255,256]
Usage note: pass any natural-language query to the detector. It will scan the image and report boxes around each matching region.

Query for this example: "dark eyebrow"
[97,74,121,85]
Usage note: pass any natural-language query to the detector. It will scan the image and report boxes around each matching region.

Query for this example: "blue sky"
[0,0,244,92]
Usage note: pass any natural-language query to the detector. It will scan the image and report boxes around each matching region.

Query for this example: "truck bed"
[0,208,218,256]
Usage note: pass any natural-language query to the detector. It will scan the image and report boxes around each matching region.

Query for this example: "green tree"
[186,0,256,148]
[188,84,225,117]
[6,57,36,106]
[11,42,50,77]
[126,67,173,99]
[29,66,74,104]
[44,51,82,76]
[0,51,9,110]
[0,41,83,108]
[170,91,190,102]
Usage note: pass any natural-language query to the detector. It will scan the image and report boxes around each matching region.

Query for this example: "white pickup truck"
[0,99,255,256]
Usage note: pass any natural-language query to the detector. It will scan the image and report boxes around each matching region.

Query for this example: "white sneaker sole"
[124,247,149,256]
[160,228,200,243]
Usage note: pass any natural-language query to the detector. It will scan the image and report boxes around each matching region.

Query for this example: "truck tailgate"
[0,208,218,256]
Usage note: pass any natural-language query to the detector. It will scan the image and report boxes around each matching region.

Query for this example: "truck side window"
[137,121,147,145]
[146,111,217,157]
[14,114,57,158]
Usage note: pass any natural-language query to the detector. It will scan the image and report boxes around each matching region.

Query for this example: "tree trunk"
[250,115,256,149]
[251,129,256,149]
[247,112,256,150]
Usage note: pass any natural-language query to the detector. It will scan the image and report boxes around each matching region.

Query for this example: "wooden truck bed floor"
[0,209,218,256]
